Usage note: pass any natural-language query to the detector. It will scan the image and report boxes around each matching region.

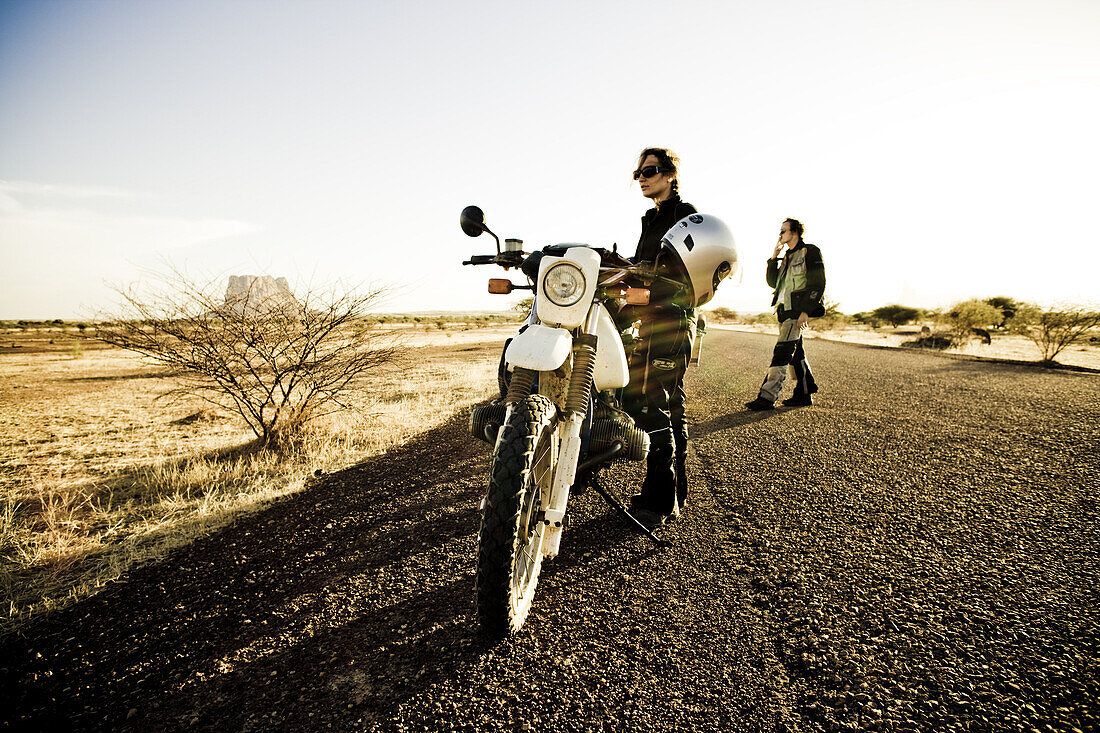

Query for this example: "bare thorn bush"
[95,271,404,449]
[1013,303,1100,363]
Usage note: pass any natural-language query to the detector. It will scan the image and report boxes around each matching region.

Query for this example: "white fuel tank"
[592,303,629,390]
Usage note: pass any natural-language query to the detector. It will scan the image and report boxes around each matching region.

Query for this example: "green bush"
[944,299,1002,344]
[985,296,1022,326]
[871,304,922,327]
[853,312,881,329]
[744,312,774,326]
[902,333,953,350]
[708,307,737,322]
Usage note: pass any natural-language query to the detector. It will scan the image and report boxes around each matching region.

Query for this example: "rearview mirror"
[460,206,487,238]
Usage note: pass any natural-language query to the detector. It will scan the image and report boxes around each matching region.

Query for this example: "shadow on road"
[692,408,783,438]
[2,411,512,730]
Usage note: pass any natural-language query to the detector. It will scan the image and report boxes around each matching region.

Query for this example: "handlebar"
[462,251,526,267]
[462,249,685,305]
[463,252,680,293]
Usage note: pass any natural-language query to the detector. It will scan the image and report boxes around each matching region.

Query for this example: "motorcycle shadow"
[3,410,498,730]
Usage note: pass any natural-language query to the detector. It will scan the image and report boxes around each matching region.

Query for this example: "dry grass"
[0,325,510,634]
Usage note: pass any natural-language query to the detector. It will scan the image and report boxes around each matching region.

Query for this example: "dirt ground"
[3,330,1096,731]
[4,318,1093,633]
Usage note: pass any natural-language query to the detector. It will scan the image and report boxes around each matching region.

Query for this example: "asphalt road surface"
[4,330,1098,732]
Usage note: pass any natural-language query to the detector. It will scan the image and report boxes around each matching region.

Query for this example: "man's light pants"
[758,316,818,402]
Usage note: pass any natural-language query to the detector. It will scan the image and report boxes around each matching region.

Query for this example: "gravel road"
[4,331,1098,732]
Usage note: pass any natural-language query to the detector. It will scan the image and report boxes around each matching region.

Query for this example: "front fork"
[540,302,601,558]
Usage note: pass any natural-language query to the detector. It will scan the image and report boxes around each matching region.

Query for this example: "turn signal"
[488,279,514,294]
[624,287,650,305]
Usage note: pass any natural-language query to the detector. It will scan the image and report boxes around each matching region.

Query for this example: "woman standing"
[624,147,698,527]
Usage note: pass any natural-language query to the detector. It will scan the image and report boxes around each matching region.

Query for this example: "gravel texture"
[3,330,1098,732]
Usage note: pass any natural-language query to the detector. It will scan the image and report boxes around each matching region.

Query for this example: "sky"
[1,0,1098,319]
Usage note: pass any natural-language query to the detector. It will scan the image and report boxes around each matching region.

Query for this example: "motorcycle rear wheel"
[476,394,557,636]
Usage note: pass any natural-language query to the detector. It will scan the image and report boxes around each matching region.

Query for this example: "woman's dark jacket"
[634,194,697,264]
[629,194,698,359]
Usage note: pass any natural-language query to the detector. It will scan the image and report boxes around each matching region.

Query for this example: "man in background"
[746,218,826,410]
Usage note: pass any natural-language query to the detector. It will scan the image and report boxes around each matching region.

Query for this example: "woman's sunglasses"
[633,165,671,180]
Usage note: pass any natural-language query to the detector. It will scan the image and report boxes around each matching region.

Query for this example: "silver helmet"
[658,213,740,307]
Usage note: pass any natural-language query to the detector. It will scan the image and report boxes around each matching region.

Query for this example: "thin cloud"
[0,179,149,200]
[0,191,19,215]
[0,183,262,317]
[0,179,259,250]
[4,206,259,250]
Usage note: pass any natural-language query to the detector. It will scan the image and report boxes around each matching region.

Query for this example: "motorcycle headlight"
[542,262,586,307]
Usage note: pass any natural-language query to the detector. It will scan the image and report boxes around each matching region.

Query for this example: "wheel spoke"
[477,394,559,635]
[513,428,554,589]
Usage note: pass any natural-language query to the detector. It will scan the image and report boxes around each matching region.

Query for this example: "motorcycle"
[460,205,736,636]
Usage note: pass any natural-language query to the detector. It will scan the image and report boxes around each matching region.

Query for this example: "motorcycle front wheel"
[476,393,557,636]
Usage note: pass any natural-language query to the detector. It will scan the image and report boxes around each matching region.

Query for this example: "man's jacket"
[767,241,826,318]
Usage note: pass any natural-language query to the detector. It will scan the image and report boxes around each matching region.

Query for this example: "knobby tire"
[476,394,557,636]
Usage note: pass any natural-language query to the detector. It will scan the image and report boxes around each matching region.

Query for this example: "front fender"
[505,323,571,372]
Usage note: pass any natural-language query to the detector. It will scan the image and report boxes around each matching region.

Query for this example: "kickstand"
[589,474,672,548]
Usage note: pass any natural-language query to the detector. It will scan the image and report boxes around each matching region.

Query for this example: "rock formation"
[223,275,296,317]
